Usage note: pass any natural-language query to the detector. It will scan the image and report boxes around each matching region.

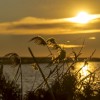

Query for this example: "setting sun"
[68,11,98,24]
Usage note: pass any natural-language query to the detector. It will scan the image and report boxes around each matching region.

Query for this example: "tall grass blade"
[28,47,55,100]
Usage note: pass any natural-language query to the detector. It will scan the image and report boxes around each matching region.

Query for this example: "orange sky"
[0,0,100,57]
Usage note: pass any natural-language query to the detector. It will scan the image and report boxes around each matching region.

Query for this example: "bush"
[0,71,21,100]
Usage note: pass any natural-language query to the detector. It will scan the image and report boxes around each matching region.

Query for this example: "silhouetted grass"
[0,63,21,100]
[0,36,100,100]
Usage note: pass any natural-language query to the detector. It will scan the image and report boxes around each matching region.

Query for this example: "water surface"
[3,62,100,93]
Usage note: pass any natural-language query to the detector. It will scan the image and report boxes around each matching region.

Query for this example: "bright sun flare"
[68,11,97,24]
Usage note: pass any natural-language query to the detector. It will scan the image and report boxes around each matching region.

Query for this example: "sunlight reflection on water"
[75,62,100,83]
[75,62,95,77]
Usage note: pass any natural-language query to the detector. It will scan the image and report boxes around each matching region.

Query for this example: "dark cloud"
[7,22,73,30]
[6,18,100,34]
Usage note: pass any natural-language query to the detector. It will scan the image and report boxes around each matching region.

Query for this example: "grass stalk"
[28,47,55,100]
[19,63,23,100]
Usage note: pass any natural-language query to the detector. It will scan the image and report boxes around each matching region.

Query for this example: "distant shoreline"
[0,57,100,64]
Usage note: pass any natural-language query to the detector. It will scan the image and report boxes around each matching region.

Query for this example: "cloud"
[88,37,96,40]
[0,16,100,35]
[58,44,84,48]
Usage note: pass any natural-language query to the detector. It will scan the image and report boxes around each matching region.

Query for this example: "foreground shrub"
[0,73,21,100]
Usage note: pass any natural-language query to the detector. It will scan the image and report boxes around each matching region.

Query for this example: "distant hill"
[0,57,100,64]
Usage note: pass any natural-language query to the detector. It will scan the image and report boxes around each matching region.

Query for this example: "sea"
[2,62,100,94]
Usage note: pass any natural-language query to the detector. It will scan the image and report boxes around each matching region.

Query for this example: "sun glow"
[68,11,98,24]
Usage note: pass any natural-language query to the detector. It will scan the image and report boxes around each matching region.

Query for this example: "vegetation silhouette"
[0,36,100,100]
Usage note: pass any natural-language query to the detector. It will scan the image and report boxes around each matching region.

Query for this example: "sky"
[0,0,100,57]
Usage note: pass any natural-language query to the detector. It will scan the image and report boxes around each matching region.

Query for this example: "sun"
[68,11,97,24]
